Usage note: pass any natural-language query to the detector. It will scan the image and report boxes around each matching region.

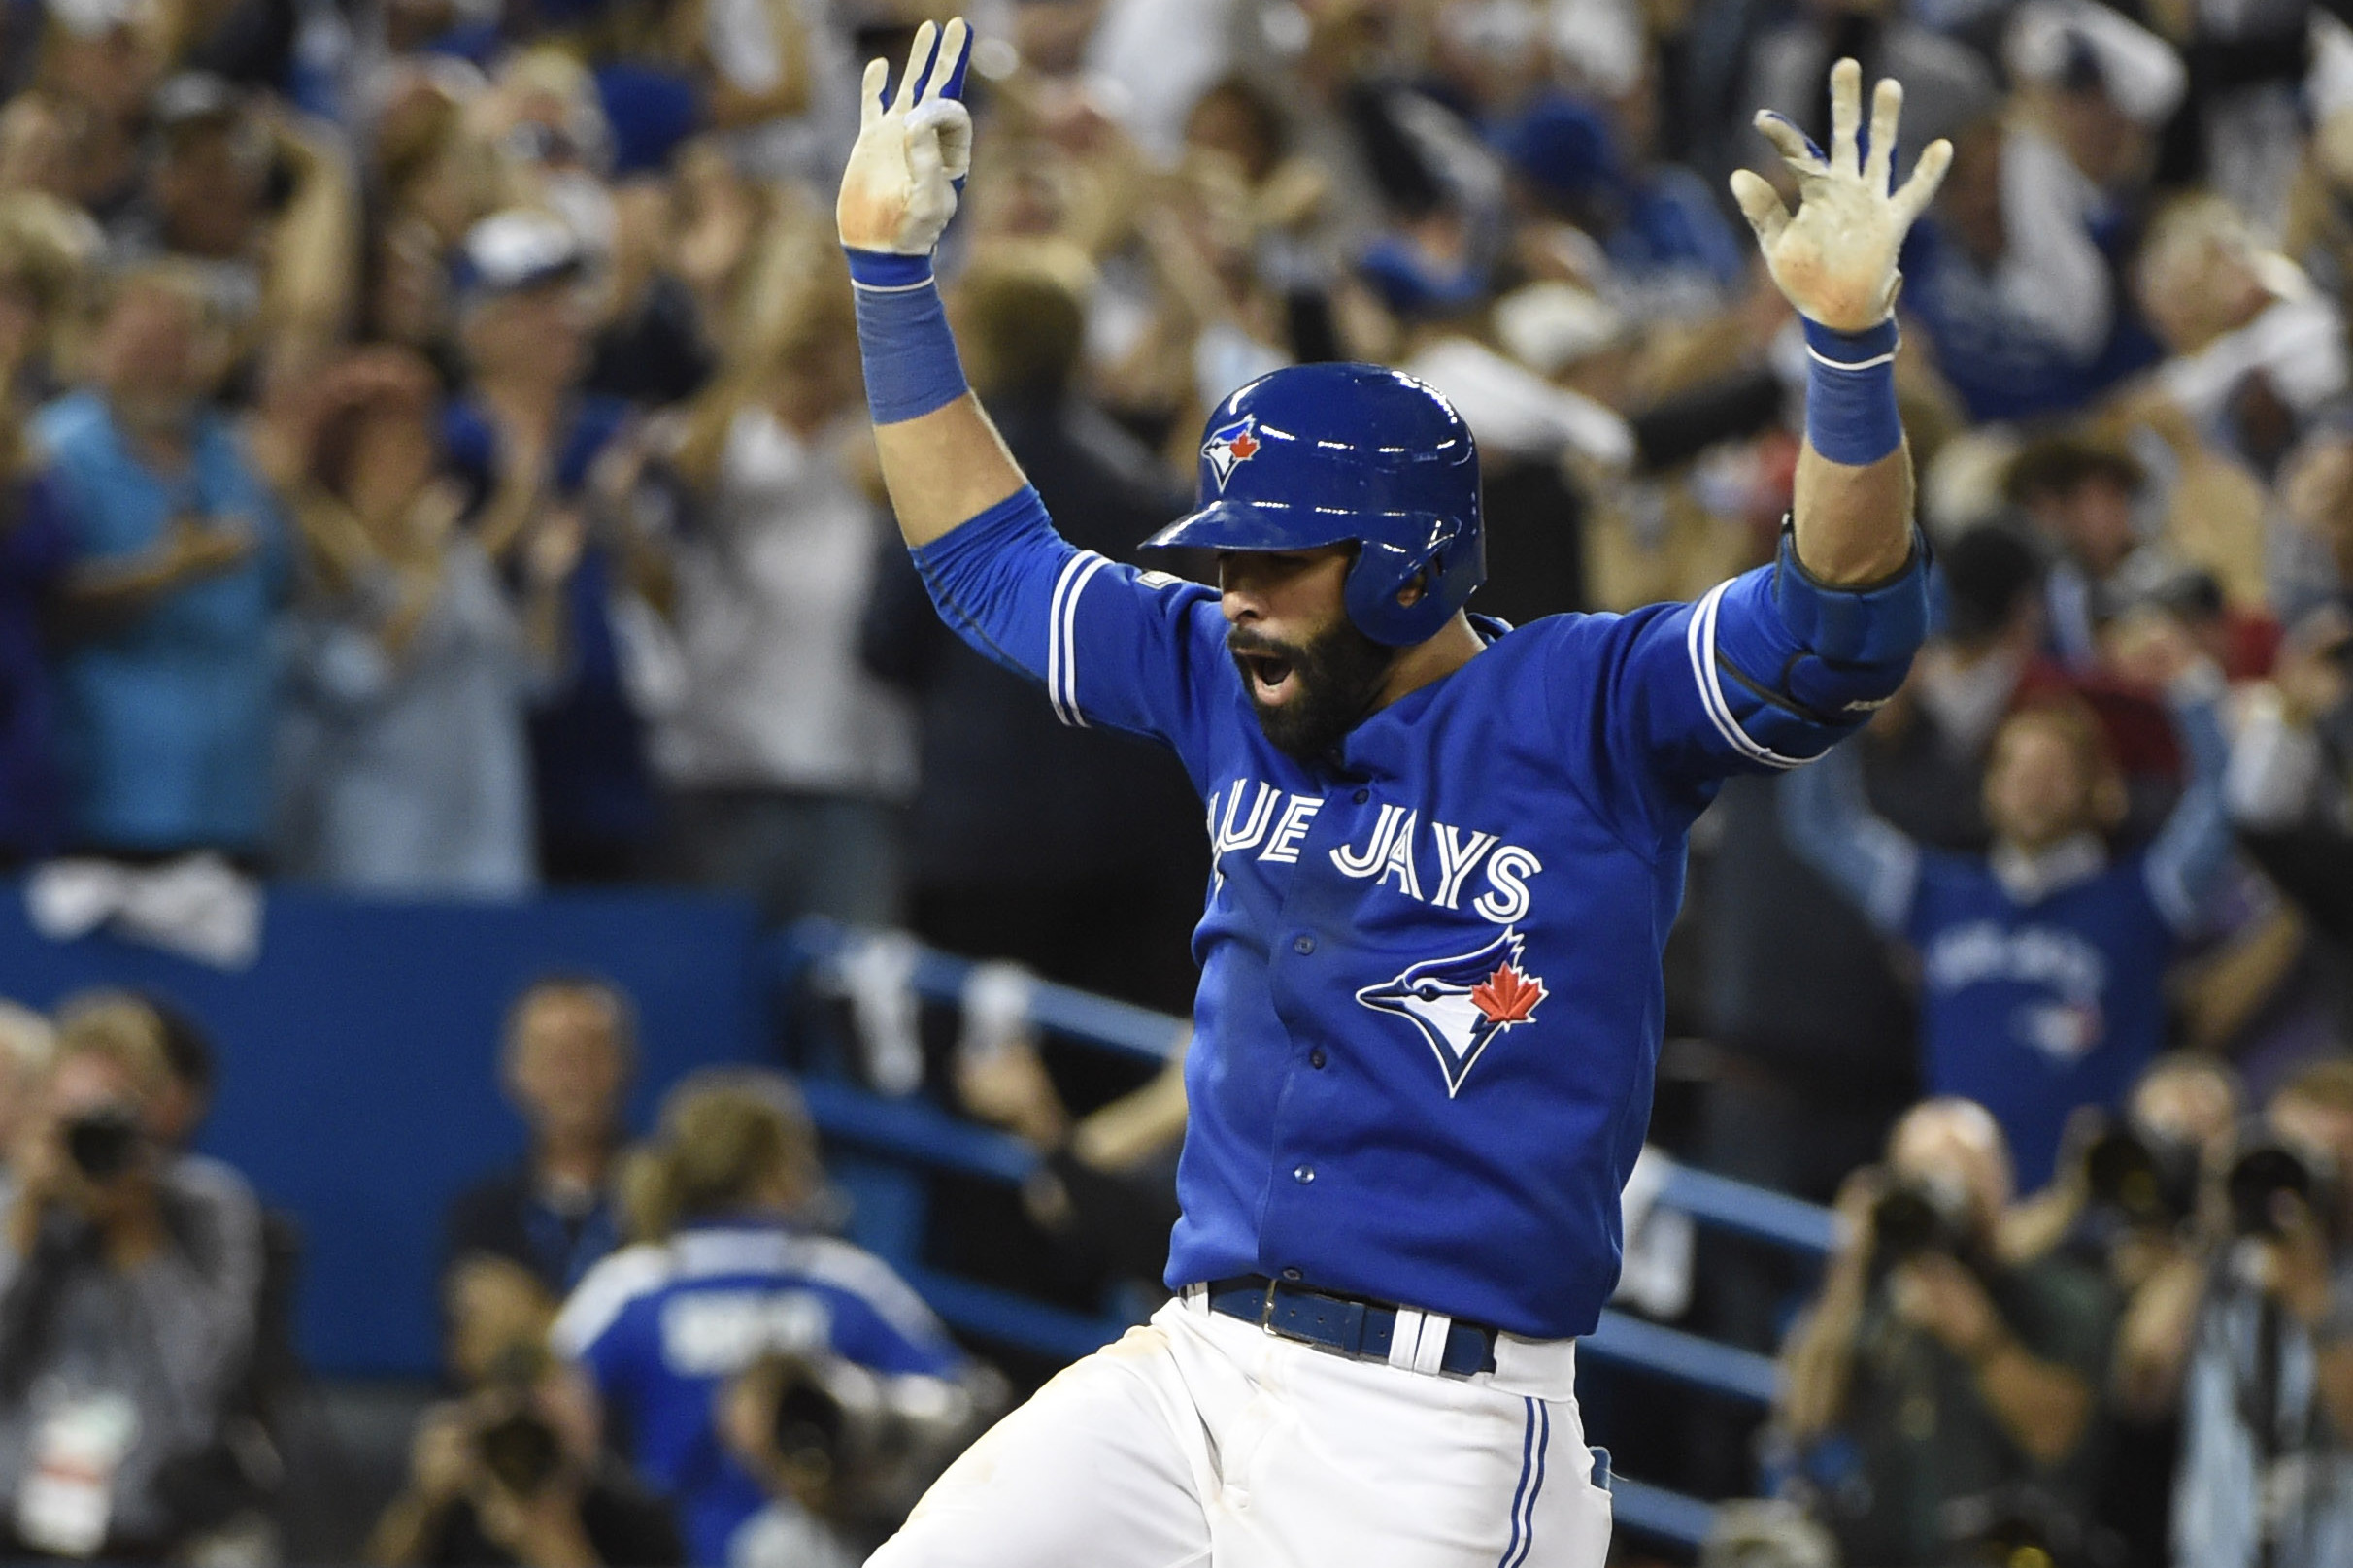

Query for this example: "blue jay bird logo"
[1356,929,1548,1097]
[1200,415,1261,491]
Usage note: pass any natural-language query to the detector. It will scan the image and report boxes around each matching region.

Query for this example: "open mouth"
[1234,649,1298,707]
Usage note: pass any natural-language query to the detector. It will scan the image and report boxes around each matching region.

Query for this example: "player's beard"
[1228,617,1396,762]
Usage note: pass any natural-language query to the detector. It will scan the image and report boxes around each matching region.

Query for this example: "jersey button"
[1309,1049,1328,1069]
[1352,788,1370,804]
[1293,1164,1316,1184]
[1281,1267,1303,1282]
[1293,934,1316,955]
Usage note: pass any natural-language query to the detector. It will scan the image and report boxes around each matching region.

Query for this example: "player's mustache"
[1226,627,1303,662]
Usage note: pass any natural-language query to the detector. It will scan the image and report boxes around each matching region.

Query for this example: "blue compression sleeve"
[1801,316,1902,467]
[847,250,970,425]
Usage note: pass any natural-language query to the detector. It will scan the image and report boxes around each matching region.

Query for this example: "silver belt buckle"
[1259,1277,1283,1334]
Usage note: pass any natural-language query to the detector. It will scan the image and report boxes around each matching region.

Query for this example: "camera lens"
[1870,1186,1950,1269]
[477,1411,563,1496]
[63,1107,144,1183]
[2084,1128,2159,1214]
[2227,1142,2316,1238]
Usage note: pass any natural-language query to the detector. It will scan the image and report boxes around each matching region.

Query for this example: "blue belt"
[1206,1275,1498,1376]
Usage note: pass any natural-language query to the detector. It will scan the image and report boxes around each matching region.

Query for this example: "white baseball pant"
[868,1288,1613,1567]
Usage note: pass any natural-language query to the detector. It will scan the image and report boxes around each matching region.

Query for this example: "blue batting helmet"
[1143,362,1485,647]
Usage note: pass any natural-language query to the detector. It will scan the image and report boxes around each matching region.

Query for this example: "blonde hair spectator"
[620,1069,821,1243]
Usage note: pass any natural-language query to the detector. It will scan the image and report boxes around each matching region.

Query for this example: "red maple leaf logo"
[1227,431,1260,462]
[1470,962,1545,1026]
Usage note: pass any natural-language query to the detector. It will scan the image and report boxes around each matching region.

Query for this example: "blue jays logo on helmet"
[1142,363,1486,647]
[1356,929,1548,1097]
[1201,415,1261,492]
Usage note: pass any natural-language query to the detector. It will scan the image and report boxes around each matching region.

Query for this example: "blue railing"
[780,918,1832,1552]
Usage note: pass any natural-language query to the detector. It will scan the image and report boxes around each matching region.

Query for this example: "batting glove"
[1731,59,1951,332]
[837,17,975,258]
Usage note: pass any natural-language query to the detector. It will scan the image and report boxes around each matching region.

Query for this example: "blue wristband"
[847,249,969,426]
[1801,316,1902,468]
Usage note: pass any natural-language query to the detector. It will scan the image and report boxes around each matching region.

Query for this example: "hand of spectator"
[1831,1162,1889,1263]
[162,514,259,584]
[407,1406,475,1506]
[838,18,973,256]
[2273,605,2353,727]
[1889,1252,2001,1357]
[955,1035,1069,1151]
[524,507,588,589]
[469,1473,595,1568]
[2258,1193,2337,1327]
[1731,59,1951,332]
[2104,608,2217,696]
[5,1114,71,1250]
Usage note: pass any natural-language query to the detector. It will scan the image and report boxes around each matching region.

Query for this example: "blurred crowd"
[0,0,2350,1562]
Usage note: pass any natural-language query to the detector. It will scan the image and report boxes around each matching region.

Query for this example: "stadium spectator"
[0,191,85,864]
[2003,434,2150,677]
[445,977,634,1303]
[2135,194,2349,482]
[2165,1060,2353,1568]
[551,1068,965,1567]
[1782,624,2233,1190]
[366,1345,686,1568]
[718,1348,993,1568]
[442,209,666,885]
[0,992,262,1558]
[1898,2,2179,423]
[264,347,554,897]
[39,262,290,863]
[654,200,915,928]
[33,0,161,218]
[2055,1052,2245,1567]
[1777,1099,2117,1566]
[111,74,356,385]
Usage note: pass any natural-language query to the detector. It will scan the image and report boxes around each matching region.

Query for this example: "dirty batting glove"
[837,17,975,426]
[1731,59,1952,466]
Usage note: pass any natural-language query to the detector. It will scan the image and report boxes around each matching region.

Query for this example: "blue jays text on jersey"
[910,486,1929,1339]
[551,1219,962,1566]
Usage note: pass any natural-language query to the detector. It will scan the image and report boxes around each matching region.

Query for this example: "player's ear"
[1395,568,1429,608]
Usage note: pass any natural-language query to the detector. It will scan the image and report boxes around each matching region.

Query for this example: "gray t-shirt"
[0,1160,262,1550]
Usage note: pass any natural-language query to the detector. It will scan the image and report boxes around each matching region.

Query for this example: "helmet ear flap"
[1344,513,1476,646]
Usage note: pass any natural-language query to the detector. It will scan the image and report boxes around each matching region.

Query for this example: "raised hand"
[837,17,975,257]
[1731,59,1951,332]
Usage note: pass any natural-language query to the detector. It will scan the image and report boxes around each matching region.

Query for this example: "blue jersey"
[1909,850,2175,1190]
[1780,697,2231,1190]
[551,1219,961,1564]
[910,488,1926,1338]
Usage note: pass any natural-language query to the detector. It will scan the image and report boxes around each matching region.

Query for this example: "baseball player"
[838,19,1951,1567]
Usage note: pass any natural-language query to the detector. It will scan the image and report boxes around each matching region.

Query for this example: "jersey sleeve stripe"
[1045,553,1083,726]
[1053,553,1113,729]
[1686,581,1806,771]
[548,1244,670,1360]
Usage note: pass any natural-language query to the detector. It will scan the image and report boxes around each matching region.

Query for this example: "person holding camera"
[0,991,262,1559]
[1990,1052,2239,1566]
[717,1349,996,1568]
[1777,1099,2117,1566]
[2227,597,2353,950]
[549,1069,974,1567]
[2163,1060,2353,1568]
[367,1349,683,1568]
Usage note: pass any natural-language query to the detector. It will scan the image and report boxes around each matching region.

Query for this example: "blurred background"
[1,0,2352,1563]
